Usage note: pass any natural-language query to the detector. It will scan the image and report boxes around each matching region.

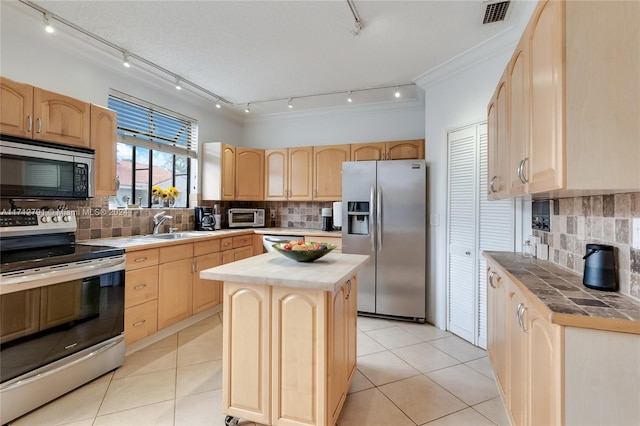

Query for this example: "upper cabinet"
[1,77,90,148]
[235,147,264,201]
[488,0,640,199]
[313,144,350,201]
[90,104,117,196]
[350,139,424,161]
[265,147,313,201]
[487,71,509,199]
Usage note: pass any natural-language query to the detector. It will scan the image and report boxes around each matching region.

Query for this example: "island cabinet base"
[222,277,357,426]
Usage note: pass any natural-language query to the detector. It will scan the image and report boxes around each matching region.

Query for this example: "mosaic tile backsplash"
[0,197,338,241]
[533,193,640,302]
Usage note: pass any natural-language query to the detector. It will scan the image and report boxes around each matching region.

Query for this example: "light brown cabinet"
[223,276,357,426]
[489,0,640,199]
[313,144,350,201]
[487,71,509,199]
[221,144,236,200]
[193,252,222,314]
[201,143,264,201]
[158,244,194,330]
[1,77,91,148]
[124,248,160,344]
[264,146,313,201]
[235,147,264,200]
[90,104,117,196]
[486,269,507,395]
[350,140,424,161]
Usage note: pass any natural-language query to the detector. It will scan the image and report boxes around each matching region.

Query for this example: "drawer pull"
[224,242,231,246]
[135,257,148,262]
[346,279,352,299]
[488,271,496,289]
[134,284,147,290]
[133,320,146,327]
[64,343,78,350]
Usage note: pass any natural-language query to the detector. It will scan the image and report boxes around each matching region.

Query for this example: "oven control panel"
[0,211,77,236]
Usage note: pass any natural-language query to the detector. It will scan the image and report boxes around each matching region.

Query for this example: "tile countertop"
[200,251,369,292]
[484,251,640,335]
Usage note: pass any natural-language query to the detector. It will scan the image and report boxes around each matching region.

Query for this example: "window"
[107,91,198,208]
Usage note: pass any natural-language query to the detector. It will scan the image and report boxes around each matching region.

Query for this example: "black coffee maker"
[194,206,215,231]
[321,208,333,232]
[583,244,617,291]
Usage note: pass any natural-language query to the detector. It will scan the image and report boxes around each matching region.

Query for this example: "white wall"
[0,3,244,144]
[243,101,425,148]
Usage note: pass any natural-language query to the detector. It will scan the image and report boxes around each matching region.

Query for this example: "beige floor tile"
[366,325,423,349]
[392,342,460,373]
[428,336,487,363]
[178,320,223,348]
[175,389,226,426]
[138,334,178,352]
[394,321,452,342]
[378,375,467,425]
[177,338,224,367]
[58,420,94,426]
[357,350,420,386]
[356,316,394,332]
[98,369,176,416]
[176,359,223,398]
[465,357,494,379]
[11,378,110,426]
[426,364,499,406]
[337,388,414,426]
[93,400,175,425]
[348,370,375,394]
[113,345,177,379]
[473,397,510,426]
[357,331,387,356]
[424,407,495,425]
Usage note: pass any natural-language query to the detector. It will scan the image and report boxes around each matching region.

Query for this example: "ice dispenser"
[347,201,370,235]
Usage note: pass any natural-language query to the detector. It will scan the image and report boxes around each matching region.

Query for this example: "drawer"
[124,300,158,344]
[232,234,253,249]
[125,266,159,309]
[126,248,159,270]
[159,243,194,263]
[220,237,233,251]
[194,238,222,256]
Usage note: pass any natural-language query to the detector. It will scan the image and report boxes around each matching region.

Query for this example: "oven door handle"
[0,256,126,293]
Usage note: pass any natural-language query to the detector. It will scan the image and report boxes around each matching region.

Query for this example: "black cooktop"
[1,243,124,274]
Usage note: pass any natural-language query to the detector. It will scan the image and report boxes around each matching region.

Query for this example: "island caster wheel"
[224,415,239,426]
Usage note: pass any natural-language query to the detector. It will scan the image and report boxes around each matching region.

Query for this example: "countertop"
[484,251,640,334]
[200,251,369,292]
[79,227,342,251]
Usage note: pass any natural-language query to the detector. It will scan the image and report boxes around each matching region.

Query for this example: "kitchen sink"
[136,232,205,240]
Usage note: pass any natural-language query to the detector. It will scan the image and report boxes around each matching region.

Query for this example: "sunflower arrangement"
[151,185,180,205]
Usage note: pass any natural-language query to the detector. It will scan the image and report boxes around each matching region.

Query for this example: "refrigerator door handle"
[377,186,382,252]
[370,186,375,252]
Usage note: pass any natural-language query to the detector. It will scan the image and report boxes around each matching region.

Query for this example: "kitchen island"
[200,251,369,426]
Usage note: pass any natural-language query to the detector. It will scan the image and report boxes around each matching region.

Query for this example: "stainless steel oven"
[0,136,95,199]
[0,210,124,424]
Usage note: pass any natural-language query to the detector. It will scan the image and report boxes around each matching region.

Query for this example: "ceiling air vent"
[483,1,510,24]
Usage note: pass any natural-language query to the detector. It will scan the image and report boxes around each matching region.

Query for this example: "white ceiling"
[26,0,535,115]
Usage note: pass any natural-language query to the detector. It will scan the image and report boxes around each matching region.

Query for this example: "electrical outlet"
[270,211,276,219]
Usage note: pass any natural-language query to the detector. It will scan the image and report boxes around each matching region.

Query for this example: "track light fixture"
[394,87,401,98]
[175,78,182,90]
[244,103,250,113]
[288,98,293,109]
[122,52,130,68]
[347,91,353,103]
[43,13,54,33]
[215,100,221,109]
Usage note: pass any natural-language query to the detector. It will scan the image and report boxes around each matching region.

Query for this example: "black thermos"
[582,244,617,291]
[321,208,333,232]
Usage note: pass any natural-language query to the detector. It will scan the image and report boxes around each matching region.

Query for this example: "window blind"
[108,90,199,158]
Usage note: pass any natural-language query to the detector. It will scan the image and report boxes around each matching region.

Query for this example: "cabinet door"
[507,284,527,426]
[487,72,509,199]
[313,144,350,200]
[223,282,271,425]
[33,88,90,147]
[527,0,564,193]
[487,268,508,395]
[288,146,313,200]
[158,258,193,329]
[235,147,264,200]
[272,286,327,426]
[350,142,385,161]
[233,246,253,262]
[526,302,562,426]
[346,276,357,383]
[507,38,529,196]
[221,144,236,200]
[193,252,222,313]
[0,77,33,138]
[386,140,425,160]
[90,104,118,196]
[265,148,287,200]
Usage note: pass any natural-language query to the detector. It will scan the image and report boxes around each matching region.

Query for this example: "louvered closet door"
[447,126,477,343]
[478,124,514,349]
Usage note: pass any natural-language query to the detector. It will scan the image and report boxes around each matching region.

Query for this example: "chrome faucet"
[152,211,174,234]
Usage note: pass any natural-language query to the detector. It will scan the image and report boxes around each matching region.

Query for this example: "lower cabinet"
[124,249,160,344]
[223,276,357,426]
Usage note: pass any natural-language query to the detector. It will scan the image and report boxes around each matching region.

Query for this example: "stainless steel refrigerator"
[342,160,427,321]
